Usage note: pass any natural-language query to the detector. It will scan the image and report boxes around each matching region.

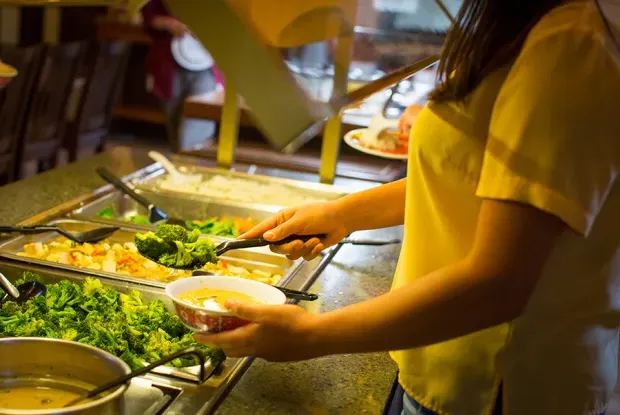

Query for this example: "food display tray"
[132,161,349,209]
[0,219,303,290]
[70,189,278,232]
[0,261,251,414]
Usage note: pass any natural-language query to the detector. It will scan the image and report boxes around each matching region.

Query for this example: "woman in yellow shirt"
[198,1,620,414]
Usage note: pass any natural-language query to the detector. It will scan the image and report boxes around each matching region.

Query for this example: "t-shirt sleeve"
[476,30,620,236]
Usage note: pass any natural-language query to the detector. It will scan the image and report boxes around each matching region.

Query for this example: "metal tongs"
[96,167,186,226]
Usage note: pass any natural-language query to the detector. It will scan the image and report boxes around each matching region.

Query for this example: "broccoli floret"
[187,228,201,243]
[61,328,79,341]
[186,238,218,265]
[45,280,83,310]
[97,207,115,219]
[82,278,104,296]
[134,232,172,260]
[136,224,217,269]
[155,224,190,244]
[127,215,151,225]
[14,271,43,287]
[120,349,145,370]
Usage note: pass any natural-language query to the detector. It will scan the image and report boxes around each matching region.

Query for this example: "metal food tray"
[133,161,349,209]
[70,189,279,233]
[0,261,255,414]
[0,219,303,290]
[0,261,231,384]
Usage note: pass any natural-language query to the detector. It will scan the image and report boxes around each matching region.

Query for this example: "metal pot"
[0,337,131,415]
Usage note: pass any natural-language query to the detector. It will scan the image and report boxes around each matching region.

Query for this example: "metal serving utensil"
[64,347,211,408]
[339,237,401,246]
[0,271,47,305]
[192,270,319,302]
[96,167,187,227]
[139,234,326,270]
[0,225,119,244]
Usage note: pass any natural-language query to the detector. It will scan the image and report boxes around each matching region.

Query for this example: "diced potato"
[102,260,117,273]
[57,252,71,264]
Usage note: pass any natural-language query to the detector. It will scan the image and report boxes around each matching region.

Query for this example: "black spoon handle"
[85,347,207,401]
[278,287,318,301]
[96,167,153,210]
[224,234,326,251]
[0,226,60,234]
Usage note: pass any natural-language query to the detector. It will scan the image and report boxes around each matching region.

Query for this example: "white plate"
[171,34,214,72]
[344,128,408,160]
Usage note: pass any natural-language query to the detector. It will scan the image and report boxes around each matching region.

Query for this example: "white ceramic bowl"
[166,276,286,333]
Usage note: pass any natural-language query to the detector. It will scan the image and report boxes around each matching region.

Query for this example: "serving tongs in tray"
[96,167,187,227]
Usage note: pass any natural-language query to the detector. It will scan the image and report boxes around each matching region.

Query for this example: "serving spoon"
[0,225,119,244]
[96,167,187,226]
[0,272,47,305]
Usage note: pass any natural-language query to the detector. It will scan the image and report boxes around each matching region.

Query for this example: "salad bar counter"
[0,150,400,414]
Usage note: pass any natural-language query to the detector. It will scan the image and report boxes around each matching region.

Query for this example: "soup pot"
[0,337,131,415]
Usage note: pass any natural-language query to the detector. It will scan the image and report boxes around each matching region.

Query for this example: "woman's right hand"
[240,201,349,261]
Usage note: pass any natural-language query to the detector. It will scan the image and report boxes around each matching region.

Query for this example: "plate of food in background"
[0,60,17,90]
[344,128,409,160]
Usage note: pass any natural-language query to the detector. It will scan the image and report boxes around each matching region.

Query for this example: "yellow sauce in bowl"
[179,288,264,311]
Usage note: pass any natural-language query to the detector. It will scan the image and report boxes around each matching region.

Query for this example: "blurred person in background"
[197,0,620,414]
[141,0,223,153]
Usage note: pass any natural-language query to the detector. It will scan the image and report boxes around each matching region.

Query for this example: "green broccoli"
[14,271,43,287]
[134,232,173,260]
[155,224,190,244]
[135,224,217,269]
[127,215,151,225]
[1,271,224,371]
[97,207,115,219]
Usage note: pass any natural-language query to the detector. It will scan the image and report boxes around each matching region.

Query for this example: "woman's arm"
[335,178,407,233]
[240,179,407,260]
[197,199,565,360]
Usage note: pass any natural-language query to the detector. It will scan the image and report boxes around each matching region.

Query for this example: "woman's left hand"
[195,301,321,361]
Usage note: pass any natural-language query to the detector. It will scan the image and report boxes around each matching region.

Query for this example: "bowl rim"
[166,275,286,317]
[0,337,131,415]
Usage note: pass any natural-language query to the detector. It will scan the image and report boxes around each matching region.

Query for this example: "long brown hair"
[430,0,564,103]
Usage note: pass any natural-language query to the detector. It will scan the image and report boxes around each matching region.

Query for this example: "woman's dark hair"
[430,0,565,102]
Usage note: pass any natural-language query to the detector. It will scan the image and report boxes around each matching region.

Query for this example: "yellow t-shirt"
[391,2,620,414]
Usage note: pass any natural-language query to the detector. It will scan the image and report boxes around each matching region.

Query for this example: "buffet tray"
[70,189,278,232]
[132,161,349,209]
[0,261,251,414]
[0,219,303,290]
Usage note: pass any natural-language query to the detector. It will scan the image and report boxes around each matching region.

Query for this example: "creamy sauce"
[0,376,95,410]
[179,288,264,311]
[0,386,84,410]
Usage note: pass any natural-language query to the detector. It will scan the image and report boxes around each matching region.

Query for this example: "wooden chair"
[15,42,86,178]
[64,40,130,162]
[0,44,44,185]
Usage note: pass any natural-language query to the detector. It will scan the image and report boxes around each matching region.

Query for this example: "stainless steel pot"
[0,338,131,415]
